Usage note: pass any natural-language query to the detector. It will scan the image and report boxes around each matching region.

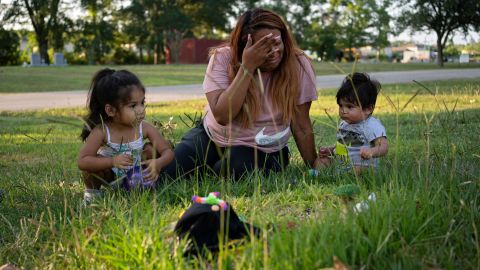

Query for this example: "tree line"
[1,0,479,67]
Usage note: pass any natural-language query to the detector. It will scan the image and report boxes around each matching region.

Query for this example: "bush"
[108,48,139,65]
[64,52,88,65]
[0,29,20,65]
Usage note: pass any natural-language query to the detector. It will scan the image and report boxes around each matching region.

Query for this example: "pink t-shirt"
[202,47,318,153]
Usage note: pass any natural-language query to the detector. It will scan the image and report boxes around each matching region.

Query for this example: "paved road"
[1,68,479,112]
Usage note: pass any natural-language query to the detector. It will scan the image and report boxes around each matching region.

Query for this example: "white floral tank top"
[97,122,144,178]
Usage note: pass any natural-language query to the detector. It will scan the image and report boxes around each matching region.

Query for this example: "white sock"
[83,189,103,203]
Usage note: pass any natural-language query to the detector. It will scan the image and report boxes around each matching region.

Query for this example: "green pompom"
[333,184,360,198]
[204,193,220,205]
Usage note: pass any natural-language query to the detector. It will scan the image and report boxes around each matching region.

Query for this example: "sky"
[391,30,479,46]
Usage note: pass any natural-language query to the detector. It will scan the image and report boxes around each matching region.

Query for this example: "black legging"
[163,123,289,180]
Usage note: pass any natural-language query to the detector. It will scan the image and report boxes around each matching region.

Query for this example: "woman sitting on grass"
[77,69,174,203]
[164,8,320,180]
[315,73,388,174]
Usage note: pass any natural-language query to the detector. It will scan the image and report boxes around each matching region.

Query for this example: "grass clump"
[0,79,479,269]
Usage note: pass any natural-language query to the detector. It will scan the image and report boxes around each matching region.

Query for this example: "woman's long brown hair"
[211,8,311,127]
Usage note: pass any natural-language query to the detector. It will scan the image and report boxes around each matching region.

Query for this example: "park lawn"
[0,79,479,269]
[1,62,480,93]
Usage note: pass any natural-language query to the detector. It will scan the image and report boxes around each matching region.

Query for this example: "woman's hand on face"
[112,154,133,169]
[242,33,277,72]
[141,159,160,181]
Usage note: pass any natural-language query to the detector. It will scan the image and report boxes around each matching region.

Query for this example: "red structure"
[179,38,225,64]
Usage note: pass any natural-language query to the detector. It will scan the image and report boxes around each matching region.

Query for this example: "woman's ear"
[105,104,116,117]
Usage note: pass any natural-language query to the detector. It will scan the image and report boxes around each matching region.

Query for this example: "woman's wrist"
[240,62,255,75]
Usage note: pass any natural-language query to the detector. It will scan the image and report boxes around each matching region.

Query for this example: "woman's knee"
[213,158,253,180]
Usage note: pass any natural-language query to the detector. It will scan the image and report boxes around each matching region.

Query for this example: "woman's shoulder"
[295,52,314,69]
[205,46,232,75]
[211,46,231,55]
[294,51,316,89]
[209,46,232,63]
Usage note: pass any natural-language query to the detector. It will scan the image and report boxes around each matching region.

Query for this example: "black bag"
[174,197,260,256]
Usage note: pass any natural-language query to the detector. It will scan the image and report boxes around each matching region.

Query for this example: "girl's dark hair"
[336,72,381,110]
[80,68,145,141]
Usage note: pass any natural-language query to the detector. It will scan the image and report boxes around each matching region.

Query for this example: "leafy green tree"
[334,0,374,61]
[443,43,460,59]
[462,42,480,54]
[162,0,235,63]
[301,3,340,61]
[286,0,321,49]
[306,21,338,61]
[258,0,324,49]
[77,0,115,64]
[398,0,480,67]
[368,0,392,59]
[119,0,150,63]
[235,0,259,14]
[122,0,234,64]
[188,0,235,38]
[4,0,61,65]
[49,11,73,52]
[0,28,20,65]
[158,0,193,64]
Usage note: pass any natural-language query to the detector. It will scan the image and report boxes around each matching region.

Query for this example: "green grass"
[312,61,480,77]
[1,62,479,93]
[0,79,479,269]
[0,65,208,93]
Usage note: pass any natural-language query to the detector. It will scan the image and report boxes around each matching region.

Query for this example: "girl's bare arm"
[77,128,120,172]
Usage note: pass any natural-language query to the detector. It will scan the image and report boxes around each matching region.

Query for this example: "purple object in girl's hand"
[122,164,154,190]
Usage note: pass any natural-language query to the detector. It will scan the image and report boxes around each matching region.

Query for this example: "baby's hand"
[360,147,373,160]
[112,154,133,169]
[141,159,160,181]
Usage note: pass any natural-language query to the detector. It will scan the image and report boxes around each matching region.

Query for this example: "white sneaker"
[83,189,103,205]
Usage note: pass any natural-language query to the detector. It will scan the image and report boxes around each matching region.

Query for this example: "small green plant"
[152,116,178,148]
[333,184,360,199]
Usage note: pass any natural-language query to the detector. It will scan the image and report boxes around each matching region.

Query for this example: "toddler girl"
[77,68,174,203]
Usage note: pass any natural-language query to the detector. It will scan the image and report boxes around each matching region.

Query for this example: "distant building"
[357,46,392,62]
[390,44,432,63]
[179,38,225,64]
